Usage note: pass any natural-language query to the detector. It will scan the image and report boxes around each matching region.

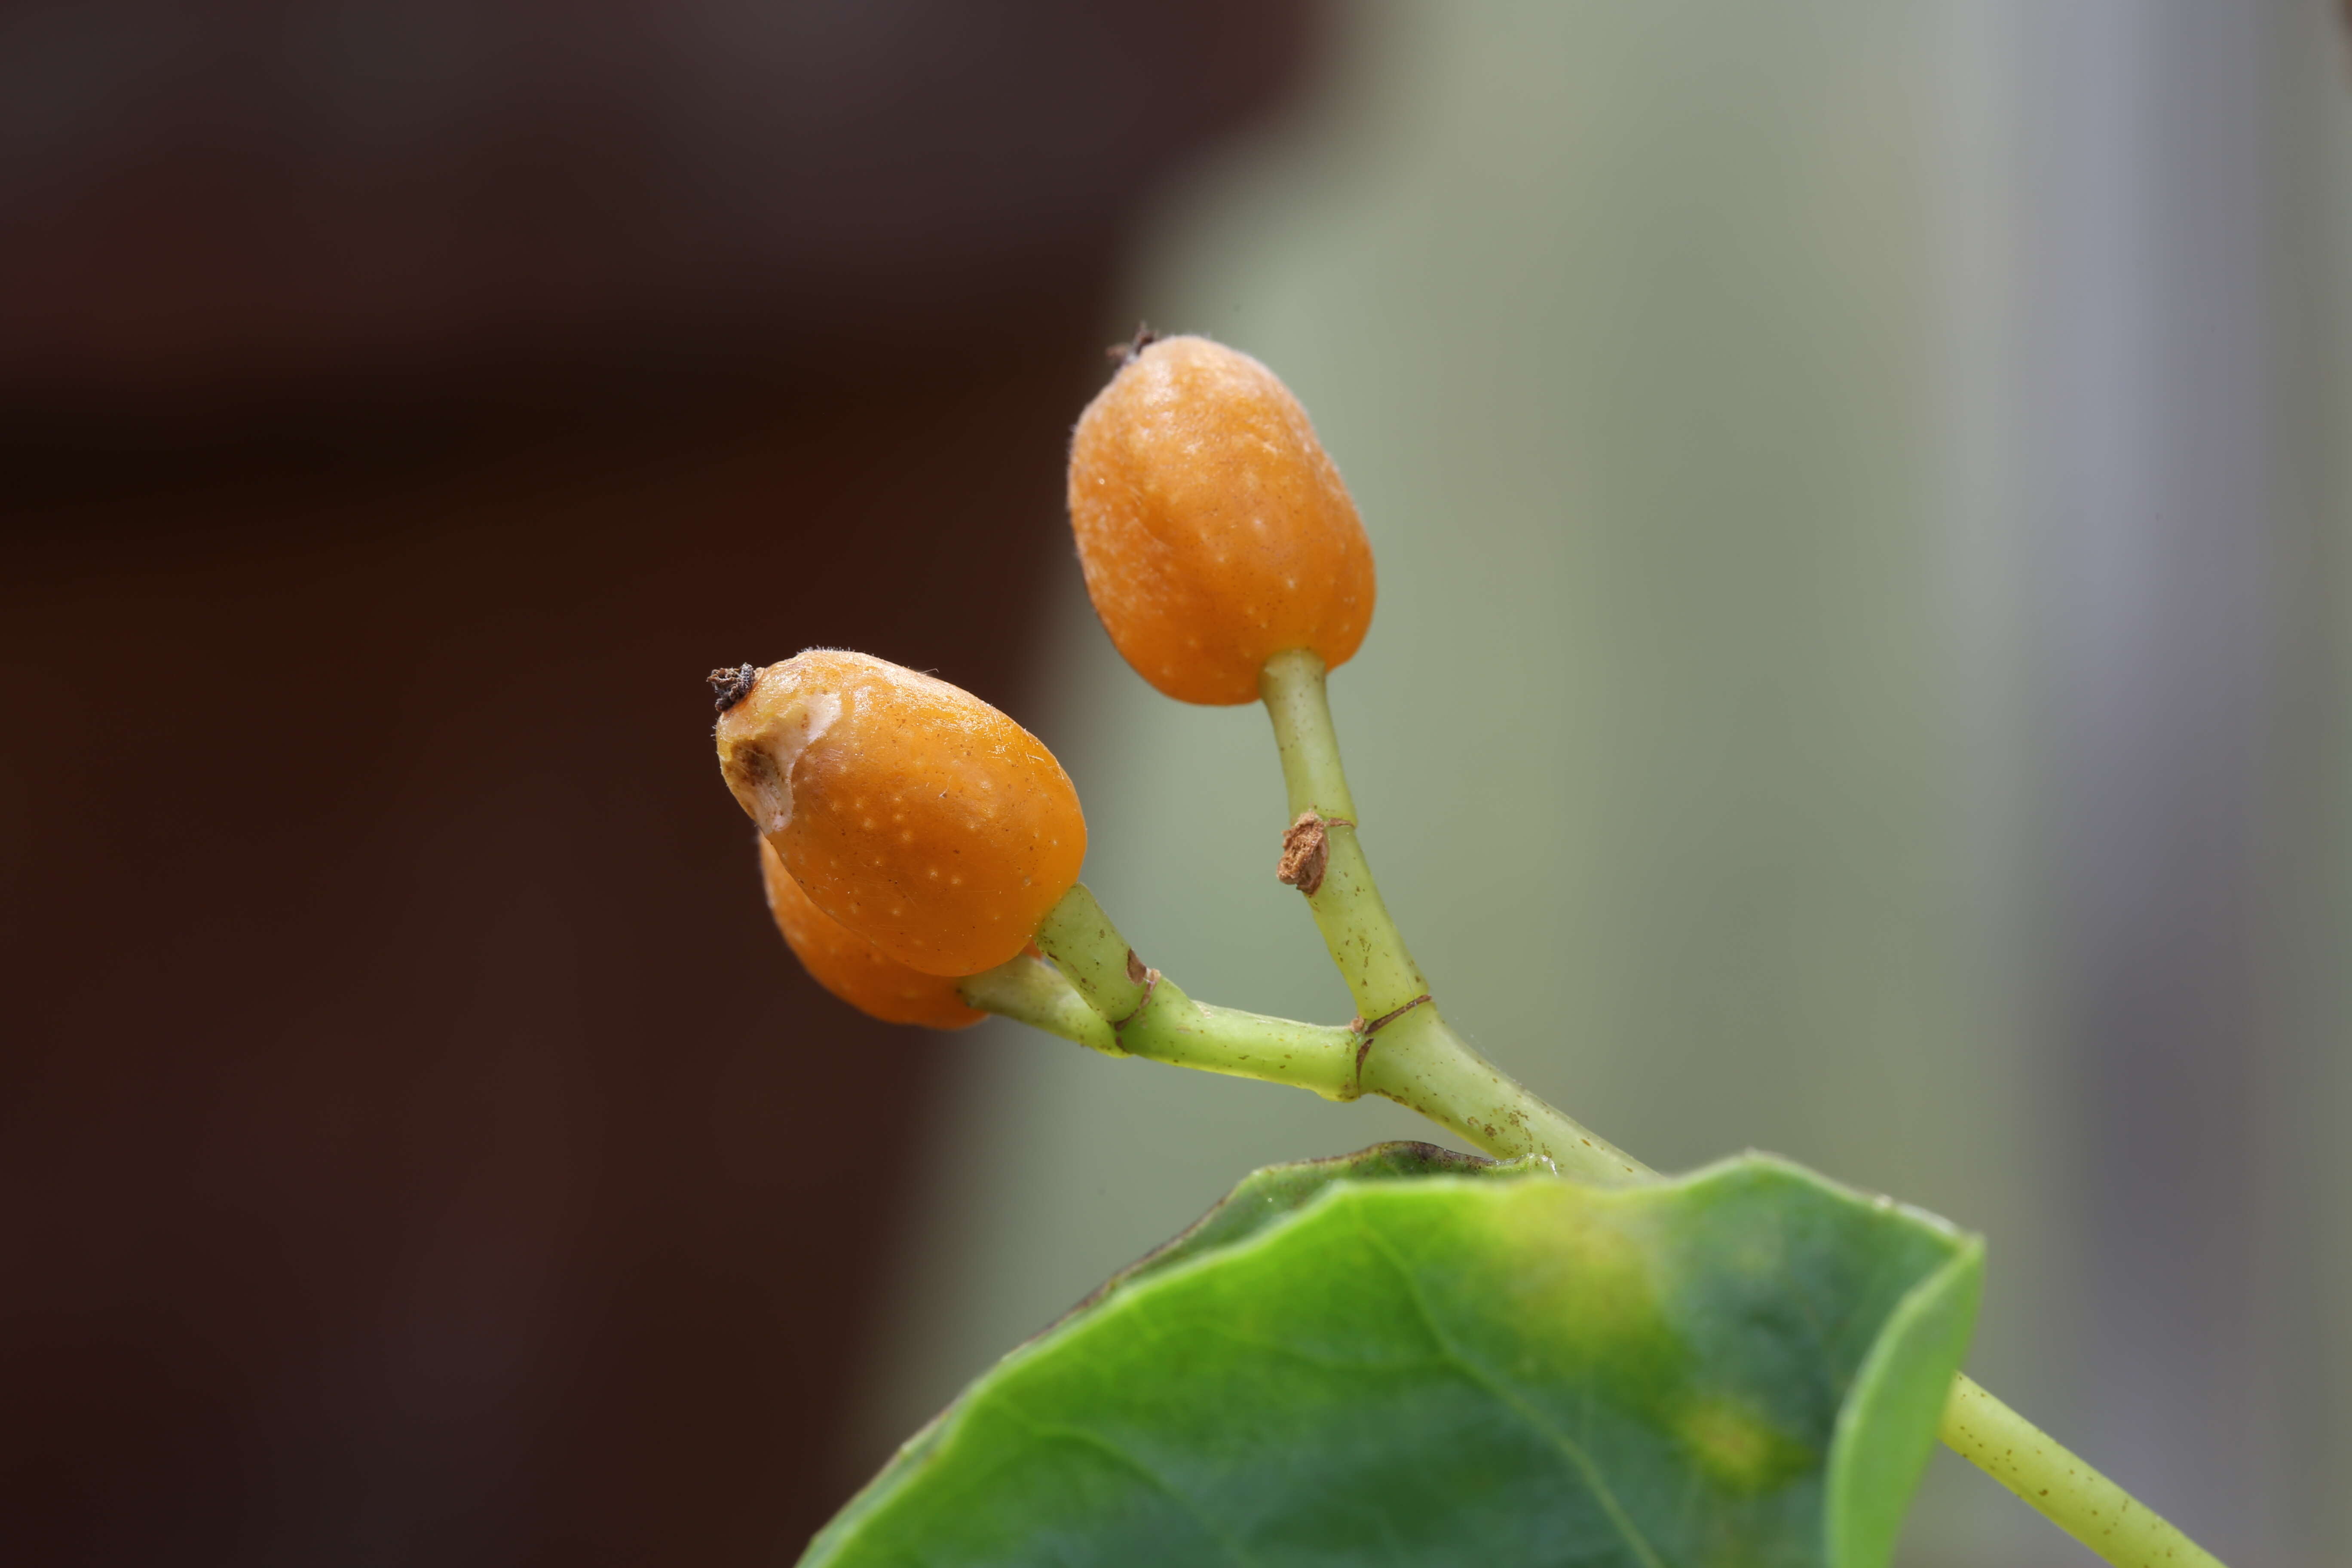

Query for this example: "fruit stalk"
[1259,649,1422,1014]
[956,953,1119,1055]
[1030,885,1363,1098]
[1259,648,1647,1184]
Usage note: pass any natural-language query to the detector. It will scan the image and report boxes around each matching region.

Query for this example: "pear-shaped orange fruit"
[716,649,1085,976]
[1068,335,1375,705]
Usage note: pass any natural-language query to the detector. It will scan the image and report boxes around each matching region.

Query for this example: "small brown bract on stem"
[1276,812,1332,897]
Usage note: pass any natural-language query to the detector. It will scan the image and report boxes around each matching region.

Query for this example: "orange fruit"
[757,838,983,1029]
[715,649,1085,976]
[1067,334,1376,704]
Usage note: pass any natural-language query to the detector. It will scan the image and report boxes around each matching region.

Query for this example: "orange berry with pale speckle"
[714,649,1084,977]
[1068,334,1375,705]
[757,838,983,1029]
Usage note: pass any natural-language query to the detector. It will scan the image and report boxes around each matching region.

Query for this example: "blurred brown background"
[0,4,1318,1563]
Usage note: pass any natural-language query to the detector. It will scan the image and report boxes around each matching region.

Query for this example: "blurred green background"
[858,3,2352,1565]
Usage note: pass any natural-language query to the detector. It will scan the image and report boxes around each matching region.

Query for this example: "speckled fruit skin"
[1068,335,1375,705]
[757,839,983,1029]
[716,649,1085,977]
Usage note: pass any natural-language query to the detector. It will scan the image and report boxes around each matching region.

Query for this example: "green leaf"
[806,1147,1981,1568]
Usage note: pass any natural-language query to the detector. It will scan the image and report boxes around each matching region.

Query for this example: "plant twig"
[958,952,1121,1055]
[1941,1374,2226,1568]
[1028,886,1362,1099]
[1254,646,2230,1568]
[1258,649,1648,1184]
[979,647,2233,1568]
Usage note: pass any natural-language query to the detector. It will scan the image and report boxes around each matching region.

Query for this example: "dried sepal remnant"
[1275,812,1331,896]
[707,663,761,712]
[1068,334,1376,705]
[758,839,983,1030]
[714,649,1086,977]
[1104,322,1160,364]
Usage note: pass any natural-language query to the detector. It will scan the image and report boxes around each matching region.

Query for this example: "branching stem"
[1029,886,1363,1099]
[1256,648,2227,1568]
[1027,881,1644,1181]
[980,647,2227,1568]
[1259,649,1646,1184]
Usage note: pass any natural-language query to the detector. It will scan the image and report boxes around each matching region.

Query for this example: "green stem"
[1260,649,1646,1185]
[958,953,1120,1056]
[1358,1004,1649,1183]
[1940,1374,2226,1568]
[1029,884,1362,1099]
[1025,879,1645,1178]
[1260,649,1421,1012]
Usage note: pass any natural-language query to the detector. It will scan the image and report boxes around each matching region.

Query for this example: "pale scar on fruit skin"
[715,672,842,837]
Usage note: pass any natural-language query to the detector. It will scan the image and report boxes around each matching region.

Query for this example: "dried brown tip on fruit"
[1276,812,1331,897]
[707,664,760,712]
[1104,322,1160,365]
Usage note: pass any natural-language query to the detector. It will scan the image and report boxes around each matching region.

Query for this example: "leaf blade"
[806,1151,1980,1568]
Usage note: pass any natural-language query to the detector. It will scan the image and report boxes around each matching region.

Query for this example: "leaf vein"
[1349,1207,1672,1568]
[995,1398,1258,1568]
